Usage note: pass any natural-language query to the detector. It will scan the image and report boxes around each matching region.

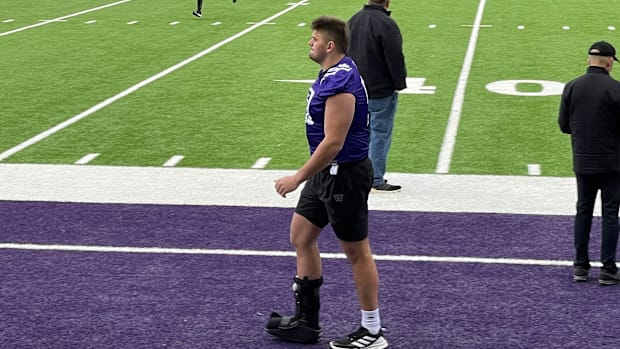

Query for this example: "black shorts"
[295,157,373,242]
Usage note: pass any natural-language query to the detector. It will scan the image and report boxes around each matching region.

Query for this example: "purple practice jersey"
[305,56,369,163]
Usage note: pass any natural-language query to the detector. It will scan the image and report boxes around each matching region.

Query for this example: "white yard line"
[527,163,541,176]
[0,0,309,162]
[0,242,584,267]
[252,157,272,169]
[0,0,132,37]
[75,153,100,165]
[163,155,185,167]
[435,0,487,174]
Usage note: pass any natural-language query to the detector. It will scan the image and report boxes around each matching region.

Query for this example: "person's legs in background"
[573,174,598,281]
[368,93,400,191]
[598,173,620,285]
[192,0,203,17]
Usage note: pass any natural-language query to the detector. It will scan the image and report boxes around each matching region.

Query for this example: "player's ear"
[327,41,337,52]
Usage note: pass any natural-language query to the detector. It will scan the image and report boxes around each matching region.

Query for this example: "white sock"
[361,309,381,335]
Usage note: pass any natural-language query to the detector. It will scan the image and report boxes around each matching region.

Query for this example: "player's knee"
[290,233,316,250]
[341,242,372,264]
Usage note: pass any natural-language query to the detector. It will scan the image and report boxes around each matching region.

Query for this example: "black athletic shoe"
[192,10,202,17]
[372,180,401,192]
[573,267,589,282]
[329,327,388,349]
[599,270,620,285]
[265,312,320,344]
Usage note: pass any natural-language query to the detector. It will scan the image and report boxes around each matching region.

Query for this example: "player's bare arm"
[274,93,355,197]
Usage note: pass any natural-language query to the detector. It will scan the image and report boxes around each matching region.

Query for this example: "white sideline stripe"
[163,155,185,167]
[0,164,595,215]
[127,20,138,25]
[0,0,131,37]
[75,153,100,165]
[85,20,97,24]
[435,0,487,174]
[0,0,309,162]
[2,19,15,23]
[0,243,581,267]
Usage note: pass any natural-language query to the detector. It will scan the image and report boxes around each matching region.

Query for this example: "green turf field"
[2,0,619,176]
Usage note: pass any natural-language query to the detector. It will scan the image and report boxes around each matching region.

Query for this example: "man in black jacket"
[559,41,620,285]
[348,0,407,192]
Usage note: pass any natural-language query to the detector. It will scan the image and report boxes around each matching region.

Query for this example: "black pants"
[574,173,620,272]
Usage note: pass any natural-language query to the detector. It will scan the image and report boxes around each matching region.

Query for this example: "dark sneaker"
[573,267,589,282]
[329,327,388,349]
[265,312,320,344]
[599,270,620,286]
[372,180,401,192]
[192,10,202,17]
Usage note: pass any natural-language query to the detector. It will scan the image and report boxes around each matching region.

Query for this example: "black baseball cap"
[589,41,619,62]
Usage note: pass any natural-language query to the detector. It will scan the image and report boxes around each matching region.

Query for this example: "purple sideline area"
[1,201,618,348]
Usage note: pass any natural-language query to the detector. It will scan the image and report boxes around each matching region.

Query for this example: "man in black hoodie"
[559,41,620,285]
[348,0,407,192]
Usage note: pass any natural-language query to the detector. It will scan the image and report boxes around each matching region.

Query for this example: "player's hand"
[274,176,301,198]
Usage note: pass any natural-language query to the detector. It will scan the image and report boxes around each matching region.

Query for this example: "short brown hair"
[311,16,349,54]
